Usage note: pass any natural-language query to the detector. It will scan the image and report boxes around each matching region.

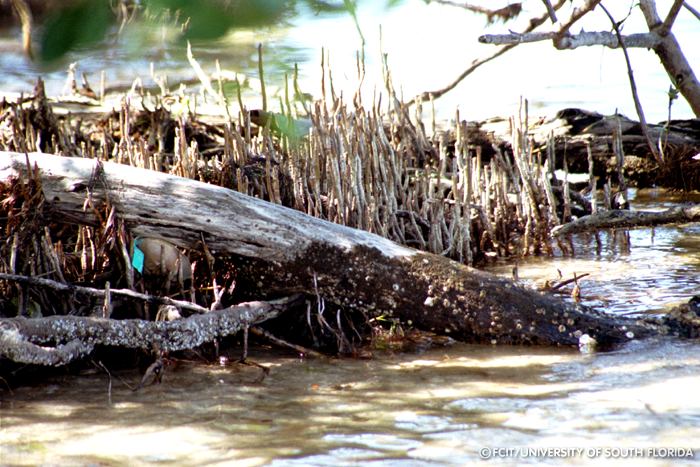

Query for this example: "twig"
[92,359,113,403]
[684,2,700,21]
[257,43,267,113]
[186,41,222,104]
[600,4,662,165]
[429,1,523,23]
[541,0,558,22]
[556,0,603,35]
[408,0,566,105]
[0,272,208,315]
[550,273,590,291]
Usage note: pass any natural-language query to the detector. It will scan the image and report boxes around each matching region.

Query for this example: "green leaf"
[147,0,291,40]
[39,0,114,63]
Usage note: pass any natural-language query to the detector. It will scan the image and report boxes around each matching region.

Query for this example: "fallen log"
[552,205,700,236]
[0,152,695,355]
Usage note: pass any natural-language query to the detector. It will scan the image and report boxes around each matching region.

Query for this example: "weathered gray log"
[552,205,700,237]
[0,152,689,350]
[0,296,297,365]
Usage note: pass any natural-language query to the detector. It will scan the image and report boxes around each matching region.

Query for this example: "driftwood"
[482,108,700,189]
[553,205,700,237]
[1,152,698,360]
[0,295,298,366]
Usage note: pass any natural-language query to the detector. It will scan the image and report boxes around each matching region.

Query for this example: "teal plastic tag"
[132,245,145,274]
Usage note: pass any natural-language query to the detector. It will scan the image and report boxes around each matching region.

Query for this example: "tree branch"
[0,273,210,315]
[479,30,662,48]
[684,1,700,22]
[661,0,685,36]
[428,1,523,23]
[551,205,700,237]
[0,295,301,366]
[541,0,558,23]
[640,0,700,116]
[554,0,603,35]
[600,3,662,165]
[409,0,566,105]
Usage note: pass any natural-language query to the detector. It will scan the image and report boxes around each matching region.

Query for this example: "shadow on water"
[2,337,699,466]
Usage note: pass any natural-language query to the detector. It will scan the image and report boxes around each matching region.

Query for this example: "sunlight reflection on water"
[3,339,699,466]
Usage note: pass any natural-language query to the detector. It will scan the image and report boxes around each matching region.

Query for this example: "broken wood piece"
[552,205,700,237]
[250,326,325,359]
[0,295,301,366]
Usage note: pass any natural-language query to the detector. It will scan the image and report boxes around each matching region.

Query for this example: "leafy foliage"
[39,0,113,62]
[36,0,403,63]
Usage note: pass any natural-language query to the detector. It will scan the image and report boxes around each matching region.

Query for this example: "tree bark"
[0,152,692,351]
[639,0,700,117]
[0,296,296,366]
[552,205,700,237]
[479,31,661,48]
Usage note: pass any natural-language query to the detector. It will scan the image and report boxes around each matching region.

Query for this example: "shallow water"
[2,340,699,466]
[486,188,700,316]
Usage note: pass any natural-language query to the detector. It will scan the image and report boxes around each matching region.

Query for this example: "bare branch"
[552,205,700,237]
[0,273,209,315]
[640,0,700,116]
[599,3,662,164]
[661,0,685,35]
[541,0,558,23]
[684,1,700,21]
[479,31,662,49]
[555,0,603,35]
[428,1,523,23]
[409,0,566,105]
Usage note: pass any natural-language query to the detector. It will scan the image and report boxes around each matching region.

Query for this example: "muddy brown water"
[2,189,699,466]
